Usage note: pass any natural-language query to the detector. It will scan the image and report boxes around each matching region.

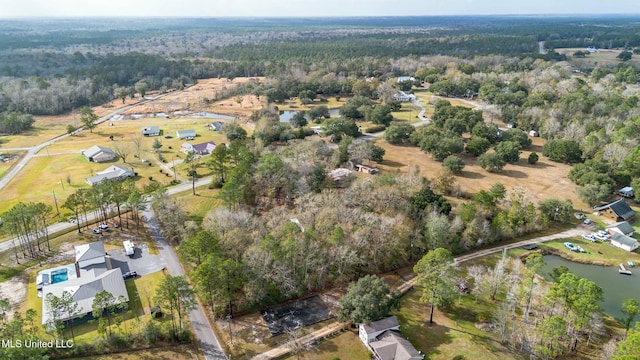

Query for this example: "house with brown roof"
[359,316,423,360]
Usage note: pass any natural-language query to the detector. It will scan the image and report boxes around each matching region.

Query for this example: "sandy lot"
[377,136,588,210]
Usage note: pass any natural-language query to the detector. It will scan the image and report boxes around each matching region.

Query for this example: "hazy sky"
[1,0,638,17]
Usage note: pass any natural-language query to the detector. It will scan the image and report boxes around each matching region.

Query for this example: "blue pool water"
[51,269,69,284]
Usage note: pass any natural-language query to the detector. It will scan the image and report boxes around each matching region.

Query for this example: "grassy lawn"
[540,237,640,267]
[391,102,422,123]
[396,288,524,360]
[173,186,222,223]
[276,96,344,112]
[556,48,640,67]
[282,329,370,360]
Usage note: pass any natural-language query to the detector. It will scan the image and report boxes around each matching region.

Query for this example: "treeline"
[149,136,576,316]
[0,112,34,134]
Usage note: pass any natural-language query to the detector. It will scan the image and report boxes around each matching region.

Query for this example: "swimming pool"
[51,269,69,284]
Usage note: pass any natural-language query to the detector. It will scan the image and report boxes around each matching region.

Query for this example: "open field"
[73,344,199,360]
[173,187,222,223]
[281,329,369,360]
[556,48,640,67]
[540,237,640,267]
[376,136,587,209]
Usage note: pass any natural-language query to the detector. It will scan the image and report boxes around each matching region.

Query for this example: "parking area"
[107,242,166,277]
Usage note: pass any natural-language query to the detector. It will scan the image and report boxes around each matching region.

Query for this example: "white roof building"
[81,145,116,163]
[85,165,135,186]
[176,129,197,139]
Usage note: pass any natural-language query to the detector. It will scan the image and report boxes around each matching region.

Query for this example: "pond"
[539,255,640,322]
[279,109,339,122]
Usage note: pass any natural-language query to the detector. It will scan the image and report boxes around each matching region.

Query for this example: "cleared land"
[556,48,640,67]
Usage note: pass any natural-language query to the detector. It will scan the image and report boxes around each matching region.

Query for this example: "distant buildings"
[393,91,416,102]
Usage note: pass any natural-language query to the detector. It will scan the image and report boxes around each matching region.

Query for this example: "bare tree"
[131,134,143,159]
[113,140,133,163]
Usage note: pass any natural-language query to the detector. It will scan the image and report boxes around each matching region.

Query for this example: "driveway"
[107,242,166,276]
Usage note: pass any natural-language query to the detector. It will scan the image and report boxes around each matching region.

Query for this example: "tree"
[308,105,330,120]
[152,138,163,152]
[114,86,128,103]
[543,139,582,163]
[113,140,132,163]
[290,111,308,128]
[154,275,197,337]
[384,123,415,144]
[521,253,545,322]
[322,118,360,142]
[92,290,117,338]
[369,143,385,163]
[617,51,633,61]
[338,274,399,324]
[208,143,231,187]
[409,184,452,220]
[222,123,248,141]
[536,315,567,359]
[478,152,506,173]
[66,124,76,135]
[442,155,465,173]
[538,198,574,224]
[619,299,640,338]
[466,136,491,157]
[80,107,98,133]
[614,327,640,359]
[413,248,457,324]
[179,230,220,266]
[578,183,613,207]
[135,80,149,98]
[309,162,327,193]
[528,151,539,164]
[131,134,143,158]
[494,141,522,163]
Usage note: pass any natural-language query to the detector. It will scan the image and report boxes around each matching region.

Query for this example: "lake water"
[279,109,339,122]
[539,255,640,321]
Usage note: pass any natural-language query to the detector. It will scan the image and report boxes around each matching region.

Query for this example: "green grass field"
[282,329,370,360]
[556,48,640,67]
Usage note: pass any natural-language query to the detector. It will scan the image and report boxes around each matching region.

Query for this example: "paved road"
[362,99,431,140]
[142,203,226,360]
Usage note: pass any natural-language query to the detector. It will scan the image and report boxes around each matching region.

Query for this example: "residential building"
[397,76,416,83]
[85,165,136,186]
[41,241,129,326]
[207,121,224,131]
[81,145,116,163]
[393,91,416,102]
[611,233,639,252]
[606,222,635,237]
[141,126,160,136]
[181,141,216,155]
[359,316,423,360]
[176,129,197,139]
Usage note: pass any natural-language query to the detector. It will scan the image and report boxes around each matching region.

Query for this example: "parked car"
[564,242,578,251]
[98,224,109,230]
[164,135,173,139]
[92,227,102,234]
[594,233,609,241]
[123,271,138,280]
[582,234,596,242]
[583,218,593,225]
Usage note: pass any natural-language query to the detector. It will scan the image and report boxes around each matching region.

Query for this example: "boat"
[627,261,635,268]
[619,263,633,275]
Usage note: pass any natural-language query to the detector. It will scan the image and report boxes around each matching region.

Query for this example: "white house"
[141,126,160,136]
[41,241,128,326]
[606,222,635,237]
[85,165,135,186]
[176,129,196,140]
[393,91,416,102]
[611,233,639,252]
[81,145,116,163]
[359,316,423,360]
[397,76,416,83]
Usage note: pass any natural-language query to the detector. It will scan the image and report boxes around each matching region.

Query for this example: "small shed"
[611,233,639,252]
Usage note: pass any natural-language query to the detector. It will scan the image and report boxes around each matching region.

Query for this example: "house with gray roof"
[85,165,135,186]
[176,129,196,139]
[141,126,160,136]
[606,222,635,237]
[359,316,423,360]
[611,233,639,252]
[42,241,128,326]
[81,145,116,163]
